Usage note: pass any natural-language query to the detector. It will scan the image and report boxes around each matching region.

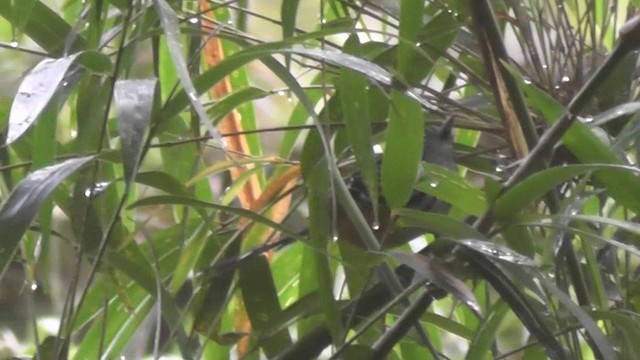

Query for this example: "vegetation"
[1,0,640,359]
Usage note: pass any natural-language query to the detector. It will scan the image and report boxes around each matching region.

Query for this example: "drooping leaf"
[533,271,617,360]
[238,255,292,357]
[392,252,482,318]
[0,1,86,55]
[466,301,509,360]
[493,164,640,222]
[381,91,424,208]
[0,156,94,277]
[113,79,157,186]
[6,54,79,145]
[153,0,223,145]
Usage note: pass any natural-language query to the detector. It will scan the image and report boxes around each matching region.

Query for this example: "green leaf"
[391,252,482,318]
[381,91,423,208]
[6,53,79,145]
[0,1,86,55]
[0,156,94,277]
[238,256,292,356]
[128,195,298,239]
[281,0,301,41]
[153,0,222,145]
[533,272,616,360]
[519,74,640,214]
[109,250,194,359]
[114,79,157,186]
[76,50,114,74]
[337,53,378,224]
[416,163,486,216]
[397,0,423,79]
[466,301,509,360]
[493,164,640,222]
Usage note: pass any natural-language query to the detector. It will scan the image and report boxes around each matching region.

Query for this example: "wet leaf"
[153,0,223,146]
[391,252,482,318]
[0,156,94,277]
[114,79,157,186]
[457,239,537,266]
[6,54,79,145]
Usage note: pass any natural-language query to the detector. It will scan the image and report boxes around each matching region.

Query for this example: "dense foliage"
[1,1,640,359]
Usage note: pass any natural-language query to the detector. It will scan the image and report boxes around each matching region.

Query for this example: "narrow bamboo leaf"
[76,50,114,74]
[382,91,423,208]
[281,0,301,40]
[6,54,79,145]
[135,171,190,196]
[392,252,482,318]
[534,272,617,360]
[238,256,292,356]
[592,310,640,359]
[164,40,394,121]
[396,0,423,79]
[0,1,86,56]
[458,239,536,266]
[421,312,474,340]
[12,0,37,32]
[415,163,487,216]
[109,251,193,360]
[0,156,94,277]
[304,154,344,344]
[337,64,378,224]
[466,255,566,359]
[518,73,640,214]
[395,209,486,239]
[494,164,640,221]
[128,195,299,238]
[153,0,223,145]
[208,87,269,123]
[466,301,509,360]
[590,102,640,127]
[114,79,157,186]
[74,289,153,359]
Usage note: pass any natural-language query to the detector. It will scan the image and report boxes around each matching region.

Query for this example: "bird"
[336,118,456,249]
[215,118,457,271]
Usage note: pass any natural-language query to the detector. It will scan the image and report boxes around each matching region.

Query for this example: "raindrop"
[30,282,38,291]
[561,75,570,83]
[188,17,199,24]
[542,64,548,69]
[9,39,18,48]
[287,97,293,103]
[188,92,199,101]
[415,42,422,47]
[320,18,327,24]
[371,221,380,231]
[85,181,110,198]
[226,20,234,26]
[332,234,339,241]
[583,116,594,123]
[62,81,69,87]
[429,181,439,188]
[523,77,532,85]
[277,90,286,97]
[495,165,505,173]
